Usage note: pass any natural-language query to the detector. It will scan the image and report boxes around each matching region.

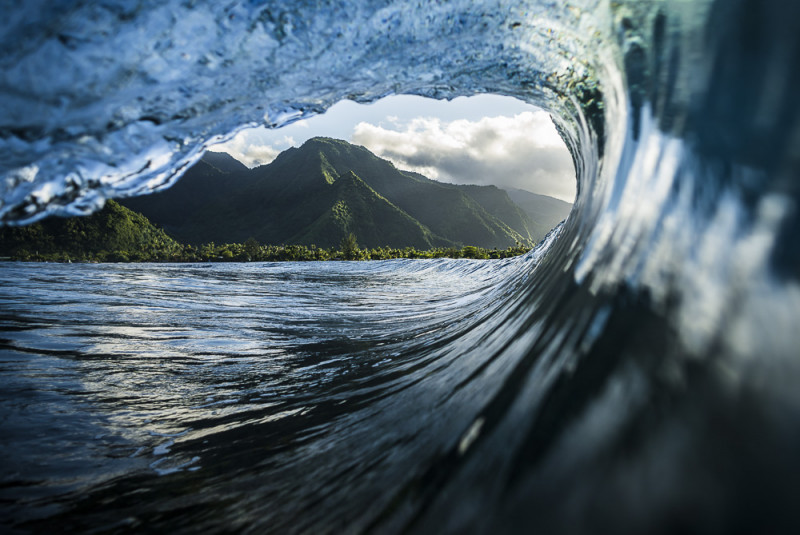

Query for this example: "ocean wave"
[1,0,799,533]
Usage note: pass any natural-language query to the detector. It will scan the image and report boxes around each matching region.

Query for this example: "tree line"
[0,201,532,263]
[4,234,531,263]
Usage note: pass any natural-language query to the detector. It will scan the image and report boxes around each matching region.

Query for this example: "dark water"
[2,0,800,533]
[0,250,548,533]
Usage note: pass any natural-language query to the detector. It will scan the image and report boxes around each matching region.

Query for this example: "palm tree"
[340,232,359,260]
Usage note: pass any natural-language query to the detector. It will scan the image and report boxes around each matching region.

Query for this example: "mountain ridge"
[122,137,570,248]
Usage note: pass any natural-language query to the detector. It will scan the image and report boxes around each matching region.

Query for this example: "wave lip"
[0,0,602,223]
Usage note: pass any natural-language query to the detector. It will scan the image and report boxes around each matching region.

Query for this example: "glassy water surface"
[3,0,800,532]
[0,256,534,532]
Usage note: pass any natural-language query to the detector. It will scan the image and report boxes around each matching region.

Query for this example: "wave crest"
[1,1,799,532]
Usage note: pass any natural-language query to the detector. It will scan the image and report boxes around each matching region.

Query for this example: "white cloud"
[351,111,576,201]
[209,131,281,168]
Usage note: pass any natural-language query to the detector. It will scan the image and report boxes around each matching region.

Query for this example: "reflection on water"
[2,0,800,531]
[0,256,535,532]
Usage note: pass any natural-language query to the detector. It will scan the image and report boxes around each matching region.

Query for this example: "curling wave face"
[1,0,800,532]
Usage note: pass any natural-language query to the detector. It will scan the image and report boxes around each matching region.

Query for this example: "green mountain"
[122,137,556,249]
[506,188,573,241]
[288,170,439,249]
[459,184,540,243]
[0,199,181,261]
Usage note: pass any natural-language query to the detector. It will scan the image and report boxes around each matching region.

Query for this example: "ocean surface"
[2,0,800,533]
[0,251,549,533]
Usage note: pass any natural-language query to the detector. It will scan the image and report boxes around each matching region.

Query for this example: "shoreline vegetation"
[0,220,531,263]
[1,239,531,263]
[0,200,534,264]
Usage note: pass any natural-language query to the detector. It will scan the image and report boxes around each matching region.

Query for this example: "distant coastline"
[1,139,569,264]
[1,242,531,264]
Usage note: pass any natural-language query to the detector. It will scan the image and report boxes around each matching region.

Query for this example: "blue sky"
[210,95,576,202]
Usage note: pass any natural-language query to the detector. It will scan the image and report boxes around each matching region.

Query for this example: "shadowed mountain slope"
[122,138,568,249]
[0,200,180,260]
[505,188,573,241]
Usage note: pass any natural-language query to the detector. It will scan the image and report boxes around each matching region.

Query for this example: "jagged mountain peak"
[123,138,562,248]
[203,151,249,174]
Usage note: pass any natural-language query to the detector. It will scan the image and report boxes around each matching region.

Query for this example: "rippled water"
[2,0,800,533]
[0,251,544,533]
